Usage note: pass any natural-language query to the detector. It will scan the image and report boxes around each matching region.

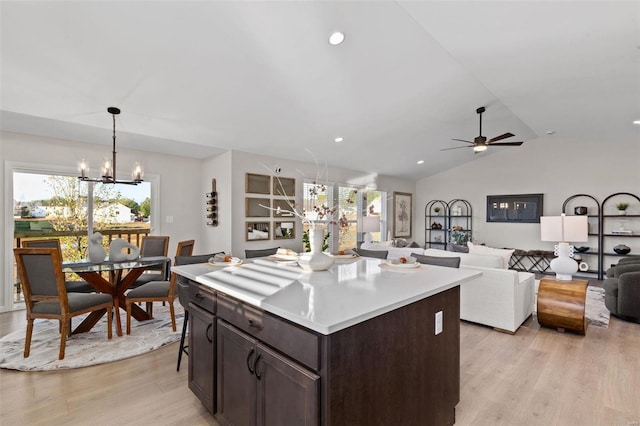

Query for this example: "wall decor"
[274,221,295,240]
[273,177,295,197]
[246,173,271,194]
[272,199,296,217]
[246,222,270,241]
[206,178,218,227]
[245,198,270,217]
[393,192,412,238]
[486,193,543,223]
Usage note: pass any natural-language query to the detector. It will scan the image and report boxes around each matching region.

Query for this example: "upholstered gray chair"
[14,247,113,360]
[245,247,279,259]
[22,239,94,293]
[175,251,224,371]
[131,235,170,288]
[410,253,461,268]
[604,261,640,323]
[606,256,640,278]
[353,248,388,259]
[125,240,193,335]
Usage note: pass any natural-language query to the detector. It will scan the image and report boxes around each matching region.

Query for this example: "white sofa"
[423,249,535,333]
[358,243,535,333]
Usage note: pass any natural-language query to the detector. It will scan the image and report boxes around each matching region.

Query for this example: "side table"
[536,277,588,335]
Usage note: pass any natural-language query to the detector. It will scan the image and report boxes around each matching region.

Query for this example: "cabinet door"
[256,343,319,426]
[188,302,216,414]
[217,320,258,426]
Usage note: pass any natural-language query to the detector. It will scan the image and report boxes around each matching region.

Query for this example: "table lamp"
[362,216,381,244]
[540,213,588,280]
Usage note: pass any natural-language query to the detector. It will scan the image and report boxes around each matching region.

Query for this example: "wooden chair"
[131,235,170,288]
[125,240,192,335]
[22,239,95,293]
[14,247,113,360]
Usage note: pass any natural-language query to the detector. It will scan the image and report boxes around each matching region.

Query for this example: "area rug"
[0,304,184,371]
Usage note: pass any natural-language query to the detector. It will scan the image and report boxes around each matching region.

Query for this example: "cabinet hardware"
[248,319,263,330]
[206,323,213,343]
[195,293,204,299]
[254,354,262,380]
[247,348,256,374]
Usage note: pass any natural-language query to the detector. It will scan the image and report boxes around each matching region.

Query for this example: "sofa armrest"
[618,271,640,316]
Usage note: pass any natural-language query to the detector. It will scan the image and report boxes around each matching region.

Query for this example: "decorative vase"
[574,206,588,215]
[613,244,631,255]
[88,232,107,263]
[618,209,627,216]
[109,238,140,262]
[298,228,334,271]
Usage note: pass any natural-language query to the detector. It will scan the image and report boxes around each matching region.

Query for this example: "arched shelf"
[447,199,473,249]
[425,200,448,249]
[600,192,640,276]
[562,194,602,278]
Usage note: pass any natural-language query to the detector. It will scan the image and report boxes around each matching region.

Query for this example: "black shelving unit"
[447,199,472,248]
[562,194,601,278]
[425,200,448,249]
[600,192,640,274]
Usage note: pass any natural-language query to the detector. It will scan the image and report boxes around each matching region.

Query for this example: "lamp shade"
[362,216,381,233]
[540,214,588,243]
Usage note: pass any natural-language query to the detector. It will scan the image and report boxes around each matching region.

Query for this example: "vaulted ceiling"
[2,1,638,181]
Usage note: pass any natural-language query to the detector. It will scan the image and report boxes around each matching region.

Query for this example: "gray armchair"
[604,261,640,323]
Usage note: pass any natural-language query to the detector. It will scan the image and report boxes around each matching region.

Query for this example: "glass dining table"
[63,256,169,337]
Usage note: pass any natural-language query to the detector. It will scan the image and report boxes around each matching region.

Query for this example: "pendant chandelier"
[78,107,143,185]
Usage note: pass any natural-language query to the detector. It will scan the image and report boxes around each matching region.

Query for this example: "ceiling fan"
[442,106,524,153]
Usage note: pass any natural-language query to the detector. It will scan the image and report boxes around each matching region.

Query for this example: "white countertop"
[172,258,481,335]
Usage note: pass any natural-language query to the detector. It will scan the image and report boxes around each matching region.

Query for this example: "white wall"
[416,136,640,253]
[1,131,203,311]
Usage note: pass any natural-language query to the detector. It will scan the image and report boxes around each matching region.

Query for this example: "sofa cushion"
[467,242,514,269]
[411,253,460,268]
[423,248,504,269]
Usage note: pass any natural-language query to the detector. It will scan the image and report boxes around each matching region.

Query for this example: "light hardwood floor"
[1,304,639,425]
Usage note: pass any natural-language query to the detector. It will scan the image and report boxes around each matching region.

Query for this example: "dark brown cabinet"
[188,289,216,414]
[216,320,319,426]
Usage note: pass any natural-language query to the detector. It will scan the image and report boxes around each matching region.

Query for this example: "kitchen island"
[173,257,481,426]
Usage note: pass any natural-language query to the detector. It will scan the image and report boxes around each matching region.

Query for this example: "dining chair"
[131,235,170,288]
[174,251,224,371]
[13,247,113,360]
[244,247,279,259]
[353,248,388,259]
[22,239,95,293]
[125,239,192,335]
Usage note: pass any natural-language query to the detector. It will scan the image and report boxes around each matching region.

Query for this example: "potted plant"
[433,206,441,216]
[616,202,629,215]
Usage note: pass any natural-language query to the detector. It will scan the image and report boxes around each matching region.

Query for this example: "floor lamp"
[540,213,588,281]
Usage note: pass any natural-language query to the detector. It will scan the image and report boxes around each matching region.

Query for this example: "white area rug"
[533,280,610,329]
[0,304,183,371]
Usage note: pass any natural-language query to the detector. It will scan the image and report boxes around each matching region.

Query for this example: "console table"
[536,277,588,335]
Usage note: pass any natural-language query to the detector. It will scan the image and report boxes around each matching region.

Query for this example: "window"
[302,181,386,251]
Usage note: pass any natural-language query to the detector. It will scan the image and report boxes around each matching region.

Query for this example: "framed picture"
[393,192,412,238]
[486,193,543,223]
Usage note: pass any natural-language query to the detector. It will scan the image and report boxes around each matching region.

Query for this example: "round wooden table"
[536,277,588,335]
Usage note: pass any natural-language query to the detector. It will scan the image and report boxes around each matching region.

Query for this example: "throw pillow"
[411,253,461,268]
[408,241,421,248]
[467,242,514,269]
[451,244,469,253]
[395,238,408,248]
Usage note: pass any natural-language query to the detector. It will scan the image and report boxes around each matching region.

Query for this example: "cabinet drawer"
[217,293,319,371]
[189,282,216,313]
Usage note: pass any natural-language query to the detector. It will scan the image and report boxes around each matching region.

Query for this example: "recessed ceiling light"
[546,130,556,135]
[633,120,640,125]
[334,137,344,143]
[328,32,345,46]
[417,160,424,165]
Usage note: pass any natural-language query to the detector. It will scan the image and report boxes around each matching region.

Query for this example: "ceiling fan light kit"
[78,107,144,185]
[442,106,524,153]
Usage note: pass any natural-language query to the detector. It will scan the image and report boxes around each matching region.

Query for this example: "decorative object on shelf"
[431,222,443,230]
[540,213,589,280]
[78,107,143,185]
[433,206,441,215]
[206,179,218,227]
[579,262,589,272]
[362,216,380,244]
[616,202,629,215]
[574,206,588,215]
[108,238,140,262]
[613,244,631,255]
[450,226,470,245]
[88,232,107,263]
[574,246,590,253]
[393,192,412,238]
[298,228,335,271]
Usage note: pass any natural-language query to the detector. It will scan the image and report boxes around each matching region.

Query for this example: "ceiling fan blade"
[488,141,523,146]
[488,132,515,143]
[451,138,475,144]
[441,146,471,151]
